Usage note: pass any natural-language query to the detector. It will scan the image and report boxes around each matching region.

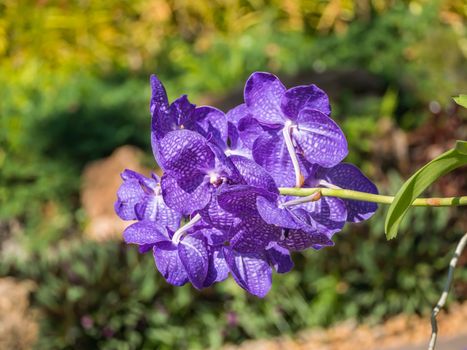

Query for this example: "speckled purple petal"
[230,215,281,253]
[191,106,228,145]
[226,122,254,158]
[229,155,278,194]
[195,225,231,245]
[292,196,347,235]
[150,74,169,115]
[280,84,331,119]
[223,247,272,298]
[203,246,229,287]
[134,195,182,231]
[198,193,238,230]
[293,109,348,167]
[170,95,196,126]
[115,169,159,221]
[278,227,334,251]
[115,179,145,220]
[161,173,212,215]
[121,169,156,188]
[151,103,177,142]
[244,72,286,126]
[227,103,249,124]
[266,243,294,273]
[319,163,378,222]
[158,129,215,176]
[252,132,311,187]
[237,116,266,149]
[123,220,169,246]
[153,245,188,286]
[218,185,276,217]
[256,197,301,229]
[227,121,241,149]
[178,232,209,289]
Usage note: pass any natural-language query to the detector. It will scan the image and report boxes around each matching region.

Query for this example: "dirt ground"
[224,303,467,350]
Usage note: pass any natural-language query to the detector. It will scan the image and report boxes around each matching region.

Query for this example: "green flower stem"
[278,187,467,207]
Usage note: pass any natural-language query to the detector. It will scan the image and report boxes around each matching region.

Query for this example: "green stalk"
[278,187,467,207]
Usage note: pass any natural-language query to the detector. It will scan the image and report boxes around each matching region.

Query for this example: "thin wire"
[428,232,467,350]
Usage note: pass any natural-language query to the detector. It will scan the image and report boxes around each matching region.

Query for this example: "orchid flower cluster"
[115,72,378,297]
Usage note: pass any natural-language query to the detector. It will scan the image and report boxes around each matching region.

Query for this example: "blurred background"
[0,0,466,349]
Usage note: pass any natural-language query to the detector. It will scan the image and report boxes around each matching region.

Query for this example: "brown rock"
[81,145,153,241]
[0,278,38,350]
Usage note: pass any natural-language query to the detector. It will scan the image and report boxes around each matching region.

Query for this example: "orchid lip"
[172,213,202,244]
[318,179,341,189]
[282,120,304,188]
[281,191,321,207]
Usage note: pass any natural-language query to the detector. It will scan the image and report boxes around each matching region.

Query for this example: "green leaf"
[453,95,467,108]
[456,140,467,155]
[385,141,467,239]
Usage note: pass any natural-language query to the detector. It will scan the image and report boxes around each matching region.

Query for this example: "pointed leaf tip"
[455,140,467,155]
[453,95,467,108]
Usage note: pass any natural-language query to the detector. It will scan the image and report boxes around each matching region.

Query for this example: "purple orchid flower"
[115,72,379,298]
[235,72,348,187]
[123,220,229,288]
[124,218,286,297]
[114,170,182,231]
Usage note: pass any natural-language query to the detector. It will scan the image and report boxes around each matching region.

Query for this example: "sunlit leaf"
[453,95,467,108]
[385,140,467,239]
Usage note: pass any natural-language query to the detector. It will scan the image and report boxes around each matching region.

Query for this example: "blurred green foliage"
[1,0,466,348]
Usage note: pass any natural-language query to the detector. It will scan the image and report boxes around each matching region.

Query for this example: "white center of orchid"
[208,171,223,187]
[154,183,162,196]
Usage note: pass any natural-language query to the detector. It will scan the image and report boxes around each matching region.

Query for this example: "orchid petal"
[123,221,169,245]
[256,197,301,229]
[169,95,196,126]
[192,106,228,145]
[178,232,209,289]
[252,132,311,187]
[217,185,276,217]
[293,109,348,167]
[158,129,215,175]
[293,196,347,235]
[266,243,294,273]
[226,103,249,124]
[203,246,229,287]
[230,215,281,253]
[134,195,182,231]
[150,74,169,114]
[237,116,266,149]
[244,72,286,126]
[153,245,188,286]
[319,163,378,222]
[279,226,334,252]
[230,155,278,194]
[281,84,331,119]
[198,193,238,230]
[223,247,272,298]
[161,173,211,215]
